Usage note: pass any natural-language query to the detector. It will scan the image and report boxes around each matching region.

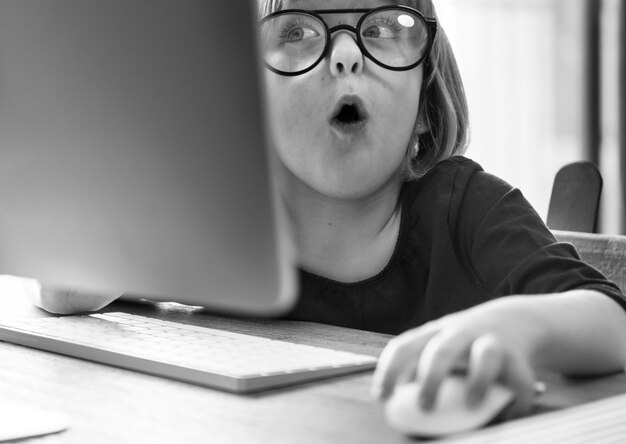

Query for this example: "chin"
[315,179,388,200]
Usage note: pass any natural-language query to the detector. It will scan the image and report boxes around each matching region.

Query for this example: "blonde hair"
[258,0,470,180]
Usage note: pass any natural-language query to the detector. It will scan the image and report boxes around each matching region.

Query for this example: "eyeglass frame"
[259,5,438,77]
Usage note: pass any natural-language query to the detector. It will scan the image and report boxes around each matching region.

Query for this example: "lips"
[329,95,368,134]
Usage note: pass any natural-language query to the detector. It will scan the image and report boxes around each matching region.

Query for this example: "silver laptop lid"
[0,0,297,316]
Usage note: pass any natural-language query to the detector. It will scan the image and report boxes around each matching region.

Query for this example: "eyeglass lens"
[260,8,430,75]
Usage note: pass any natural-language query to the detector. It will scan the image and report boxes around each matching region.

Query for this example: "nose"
[328,31,364,77]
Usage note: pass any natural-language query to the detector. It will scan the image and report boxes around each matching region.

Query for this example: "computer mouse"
[384,375,514,438]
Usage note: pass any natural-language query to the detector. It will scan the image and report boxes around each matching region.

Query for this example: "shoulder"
[405,156,512,196]
[403,156,518,223]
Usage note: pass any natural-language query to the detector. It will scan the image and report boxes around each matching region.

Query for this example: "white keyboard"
[0,312,377,393]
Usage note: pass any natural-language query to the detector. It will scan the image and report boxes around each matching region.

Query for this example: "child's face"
[263,0,423,199]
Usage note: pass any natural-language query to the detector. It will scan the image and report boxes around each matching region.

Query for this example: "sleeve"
[450,168,626,311]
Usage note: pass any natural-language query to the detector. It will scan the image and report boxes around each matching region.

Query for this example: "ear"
[414,109,430,135]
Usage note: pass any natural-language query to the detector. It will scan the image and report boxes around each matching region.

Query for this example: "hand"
[21,278,120,314]
[371,298,539,419]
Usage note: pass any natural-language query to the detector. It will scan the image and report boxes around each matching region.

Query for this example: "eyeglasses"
[259,6,437,76]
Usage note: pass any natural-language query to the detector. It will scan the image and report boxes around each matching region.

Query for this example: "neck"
[279,168,404,282]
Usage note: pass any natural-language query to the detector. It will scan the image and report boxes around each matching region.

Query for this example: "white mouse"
[384,375,514,438]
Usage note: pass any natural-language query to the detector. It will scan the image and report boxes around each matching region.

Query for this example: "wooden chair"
[553,230,626,291]
[546,162,603,233]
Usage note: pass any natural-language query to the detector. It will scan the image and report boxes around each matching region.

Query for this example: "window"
[437,0,623,233]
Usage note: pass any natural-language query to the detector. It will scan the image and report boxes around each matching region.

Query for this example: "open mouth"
[335,104,362,124]
[330,98,368,133]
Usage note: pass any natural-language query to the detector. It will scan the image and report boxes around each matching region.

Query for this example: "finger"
[371,322,440,401]
[499,351,536,419]
[465,335,504,407]
[416,329,473,410]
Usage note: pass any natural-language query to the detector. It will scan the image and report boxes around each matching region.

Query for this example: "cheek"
[378,79,421,148]
[264,76,312,137]
[263,75,325,174]
[397,74,422,126]
[398,75,422,137]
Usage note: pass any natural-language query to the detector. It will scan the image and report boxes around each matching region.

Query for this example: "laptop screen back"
[0,0,297,316]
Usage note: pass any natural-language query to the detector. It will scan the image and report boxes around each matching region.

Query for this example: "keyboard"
[0,312,377,393]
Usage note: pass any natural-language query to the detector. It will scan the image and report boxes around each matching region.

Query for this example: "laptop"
[0,0,297,316]
[0,0,379,394]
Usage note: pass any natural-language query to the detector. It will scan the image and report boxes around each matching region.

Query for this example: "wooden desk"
[2,287,626,444]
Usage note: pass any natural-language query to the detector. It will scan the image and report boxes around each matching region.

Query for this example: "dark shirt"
[285,156,626,335]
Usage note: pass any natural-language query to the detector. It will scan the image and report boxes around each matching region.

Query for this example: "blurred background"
[435,0,625,234]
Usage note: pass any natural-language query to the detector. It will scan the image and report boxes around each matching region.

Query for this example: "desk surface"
[1,284,626,444]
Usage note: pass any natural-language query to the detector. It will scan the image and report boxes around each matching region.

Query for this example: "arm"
[372,289,626,417]
[373,167,626,416]
[523,290,626,374]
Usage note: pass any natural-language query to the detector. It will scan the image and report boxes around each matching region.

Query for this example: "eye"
[362,18,402,39]
[279,19,320,43]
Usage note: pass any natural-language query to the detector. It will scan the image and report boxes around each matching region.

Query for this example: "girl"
[35,0,626,421]
[257,0,626,418]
